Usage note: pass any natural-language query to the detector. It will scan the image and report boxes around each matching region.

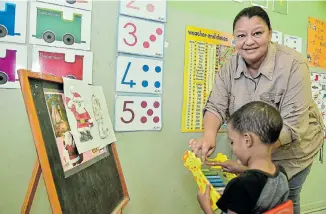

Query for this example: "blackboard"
[18,70,129,214]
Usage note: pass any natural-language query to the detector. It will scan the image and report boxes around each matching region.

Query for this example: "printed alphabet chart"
[0,43,27,88]
[119,0,167,22]
[114,95,162,131]
[116,55,163,94]
[0,0,28,44]
[117,15,165,58]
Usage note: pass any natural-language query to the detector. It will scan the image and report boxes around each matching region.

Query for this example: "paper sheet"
[284,34,302,53]
[181,26,235,132]
[272,30,283,44]
[310,72,326,138]
[63,78,116,153]
[273,0,288,15]
[307,17,326,69]
[44,88,109,178]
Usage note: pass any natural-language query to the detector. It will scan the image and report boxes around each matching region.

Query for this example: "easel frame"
[18,70,129,214]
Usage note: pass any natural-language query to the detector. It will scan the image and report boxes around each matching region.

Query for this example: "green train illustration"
[32,8,85,45]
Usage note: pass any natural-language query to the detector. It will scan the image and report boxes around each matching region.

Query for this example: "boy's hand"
[206,160,248,174]
[197,184,214,214]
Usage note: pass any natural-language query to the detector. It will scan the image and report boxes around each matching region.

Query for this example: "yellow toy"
[207,153,237,181]
[182,150,221,211]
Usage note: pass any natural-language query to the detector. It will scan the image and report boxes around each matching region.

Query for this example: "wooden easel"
[19,70,129,214]
[21,148,126,214]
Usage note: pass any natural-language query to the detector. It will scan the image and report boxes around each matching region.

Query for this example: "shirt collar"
[235,42,276,80]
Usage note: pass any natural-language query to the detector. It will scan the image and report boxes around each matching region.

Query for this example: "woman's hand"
[206,160,248,174]
[197,184,215,214]
[189,137,216,161]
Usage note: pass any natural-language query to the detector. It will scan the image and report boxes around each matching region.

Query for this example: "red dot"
[141,101,147,108]
[153,116,160,123]
[153,101,160,108]
[143,41,150,48]
[147,109,153,116]
[147,4,155,12]
[141,116,147,123]
[150,35,156,42]
[156,28,163,35]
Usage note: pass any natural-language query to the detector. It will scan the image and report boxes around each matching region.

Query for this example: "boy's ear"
[243,133,253,148]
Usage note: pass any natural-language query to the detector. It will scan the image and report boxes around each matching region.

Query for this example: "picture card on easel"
[119,0,167,22]
[63,78,116,153]
[32,45,93,84]
[116,54,163,94]
[29,2,92,50]
[114,94,162,132]
[117,15,165,58]
[0,0,27,44]
[0,43,27,88]
[36,0,93,11]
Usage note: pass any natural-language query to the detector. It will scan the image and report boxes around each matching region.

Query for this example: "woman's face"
[233,16,272,64]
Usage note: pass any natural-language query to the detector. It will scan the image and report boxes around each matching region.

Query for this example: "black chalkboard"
[19,70,129,214]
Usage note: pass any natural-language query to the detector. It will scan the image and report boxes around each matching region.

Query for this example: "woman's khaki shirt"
[204,42,324,179]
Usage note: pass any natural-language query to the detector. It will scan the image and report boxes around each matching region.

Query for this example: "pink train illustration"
[0,49,17,85]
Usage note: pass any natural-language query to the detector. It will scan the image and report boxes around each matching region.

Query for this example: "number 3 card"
[117,15,165,58]
[116,55,163,94]
[114,95,162,131]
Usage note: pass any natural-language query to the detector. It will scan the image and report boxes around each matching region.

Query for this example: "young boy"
[197,101,289,214]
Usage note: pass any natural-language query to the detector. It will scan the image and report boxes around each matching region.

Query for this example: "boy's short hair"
[228,101,283,144]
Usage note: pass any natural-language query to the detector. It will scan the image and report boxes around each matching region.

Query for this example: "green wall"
[0,1,325,214]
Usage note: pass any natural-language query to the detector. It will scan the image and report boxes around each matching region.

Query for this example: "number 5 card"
[114,95,162,131]
[116,55,163,94]
[117,15,165,58]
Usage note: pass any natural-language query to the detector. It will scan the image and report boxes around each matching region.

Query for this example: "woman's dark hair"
[228,101,283,145]
[233,6,271,32]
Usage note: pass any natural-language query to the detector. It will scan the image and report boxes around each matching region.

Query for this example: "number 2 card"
[117,15,165,58]
[119,0,167,22]
[114,95,162,131]
[116,55,163,94]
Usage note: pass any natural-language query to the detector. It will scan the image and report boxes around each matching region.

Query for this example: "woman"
[189,6,324,214]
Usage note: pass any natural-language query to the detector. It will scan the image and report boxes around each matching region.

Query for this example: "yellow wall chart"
[181,26,235,132]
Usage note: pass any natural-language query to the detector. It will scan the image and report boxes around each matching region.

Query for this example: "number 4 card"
[117,15,165,58]
[114,95,162,131]
[116,55,163,94]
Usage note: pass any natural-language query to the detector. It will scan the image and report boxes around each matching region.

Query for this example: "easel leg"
[21,160,41,214]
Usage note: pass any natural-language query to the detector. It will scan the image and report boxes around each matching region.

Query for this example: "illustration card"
[0,43,27,89]
[117,15,165,58]
[63,78,116,153]
[119,0,167,22]
[114,95,162,131]
[36,0,92,11]
[0,0,27,44]
[116,55,163,94]
[32,45,93,84]
[272,30,282,45]
[29,2,91,50]
[44,88,109,178]
[284,34,302,53]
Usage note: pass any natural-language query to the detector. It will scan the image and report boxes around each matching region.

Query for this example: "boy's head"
[227,101,283,165]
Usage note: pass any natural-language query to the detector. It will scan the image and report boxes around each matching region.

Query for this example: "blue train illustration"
[0,2,21,38]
